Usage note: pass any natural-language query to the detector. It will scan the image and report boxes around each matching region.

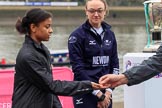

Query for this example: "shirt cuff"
[106,88,112,94]
[92,90,100,96]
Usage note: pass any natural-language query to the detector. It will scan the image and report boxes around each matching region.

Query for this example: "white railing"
[0,1,78,6]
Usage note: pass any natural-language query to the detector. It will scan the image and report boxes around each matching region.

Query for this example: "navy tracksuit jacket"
[68,20,119,108]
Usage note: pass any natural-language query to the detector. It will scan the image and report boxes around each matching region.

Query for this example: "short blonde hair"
[85,0,108,10]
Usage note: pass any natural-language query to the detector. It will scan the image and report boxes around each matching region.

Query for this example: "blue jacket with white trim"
[68,20,119,83]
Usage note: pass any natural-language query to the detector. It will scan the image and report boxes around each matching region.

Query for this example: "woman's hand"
[96,91,110,108]
[91,82,108,90]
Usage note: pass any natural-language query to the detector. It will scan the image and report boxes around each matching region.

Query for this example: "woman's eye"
[45,25,50,29]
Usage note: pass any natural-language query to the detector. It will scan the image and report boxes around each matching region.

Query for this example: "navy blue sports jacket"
[68,20,119,83]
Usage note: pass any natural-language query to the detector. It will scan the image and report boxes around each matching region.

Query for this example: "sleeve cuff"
[106,88,113,94]
[92,90,100,95]
[113,68,119,75]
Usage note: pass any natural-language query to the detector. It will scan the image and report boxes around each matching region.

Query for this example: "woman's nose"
[94,12,99,16]
[50,28,53,33]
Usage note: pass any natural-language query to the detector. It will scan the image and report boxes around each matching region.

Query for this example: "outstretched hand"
[99,74,128,88]
[91,82,111,90]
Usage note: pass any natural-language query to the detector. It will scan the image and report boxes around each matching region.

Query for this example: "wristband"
[98,94,105,101]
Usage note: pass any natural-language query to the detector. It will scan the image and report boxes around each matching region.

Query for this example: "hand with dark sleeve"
[19,54,107,96]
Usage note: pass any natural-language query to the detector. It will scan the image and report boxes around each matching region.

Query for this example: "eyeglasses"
[86,9,105,14]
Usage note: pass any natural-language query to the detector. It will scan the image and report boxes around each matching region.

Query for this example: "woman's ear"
[85,7,88,16]
[30,23,37,33]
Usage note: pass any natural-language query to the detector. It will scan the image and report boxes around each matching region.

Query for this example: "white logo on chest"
[104,40,111,46]
[89,40,96,45]
[76,98,83,104]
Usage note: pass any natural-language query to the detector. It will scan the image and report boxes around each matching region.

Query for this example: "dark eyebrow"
[45,24,51,27]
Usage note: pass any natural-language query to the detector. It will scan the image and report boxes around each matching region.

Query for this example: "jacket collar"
[82,20,111,31]
[24,35,43,50]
